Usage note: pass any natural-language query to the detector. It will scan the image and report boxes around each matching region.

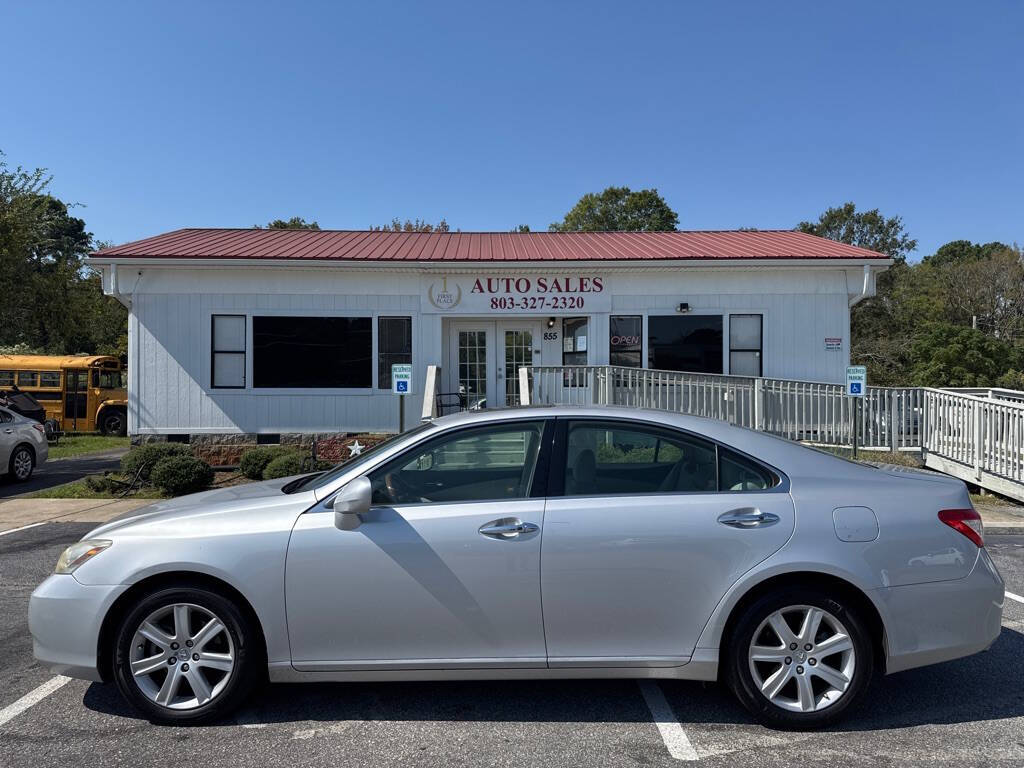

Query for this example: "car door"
[540,418,794,667]
[0,409,14,468]
[285,418,553,670]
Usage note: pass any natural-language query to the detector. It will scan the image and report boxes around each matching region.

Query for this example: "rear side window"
[719,449,775,491]
[0,410,12,424]
[563,421,717,496]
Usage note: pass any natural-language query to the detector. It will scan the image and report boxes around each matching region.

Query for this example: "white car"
[1,405,48,481]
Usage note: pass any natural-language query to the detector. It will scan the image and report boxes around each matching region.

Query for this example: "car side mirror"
[331,476,372,531]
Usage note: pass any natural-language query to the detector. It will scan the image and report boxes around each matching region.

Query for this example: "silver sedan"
[29,406,1004,729]
[1,405,48,482]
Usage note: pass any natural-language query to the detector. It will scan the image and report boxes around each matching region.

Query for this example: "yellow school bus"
[0,355,128,435]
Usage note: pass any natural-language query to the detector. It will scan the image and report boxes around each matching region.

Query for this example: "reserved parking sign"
[845,365,866,397]
[391,364,413,395]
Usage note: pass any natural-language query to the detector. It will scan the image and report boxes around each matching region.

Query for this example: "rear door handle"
[478,517,539,539]
[718,507,780,528]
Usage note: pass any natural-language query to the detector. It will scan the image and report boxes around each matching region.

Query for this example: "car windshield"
[284,422,435,493]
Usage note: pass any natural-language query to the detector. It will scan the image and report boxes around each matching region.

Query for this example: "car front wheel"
[726,588,873,729]
[112,586,259,724]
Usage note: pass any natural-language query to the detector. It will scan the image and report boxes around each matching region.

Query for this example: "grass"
[817,446,923,467]
[47,434,129,460]
[27,469,248,500]
[28,479,166,499]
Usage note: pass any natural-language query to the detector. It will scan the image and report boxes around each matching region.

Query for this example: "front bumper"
[28,574,128,682]
[877,547,1005,674]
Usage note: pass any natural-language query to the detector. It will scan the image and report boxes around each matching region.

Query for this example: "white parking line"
[1006,591,1024,604]
[0,676,70,727]
[0,521,47,537]
[637,680,699,761]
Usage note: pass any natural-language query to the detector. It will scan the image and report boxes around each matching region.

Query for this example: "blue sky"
[4,0,1022,257]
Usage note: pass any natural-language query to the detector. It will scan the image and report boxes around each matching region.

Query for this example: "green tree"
[797,202,917,263]
[908,324,1021,387]
[372,218,451,233]
[0,151,127,357]
[511,224,531,233]
[257,217,320,230]
[922,239,1009,267]
[550,186,678,232]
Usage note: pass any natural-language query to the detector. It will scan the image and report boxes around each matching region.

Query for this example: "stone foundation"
[131,432,391,467]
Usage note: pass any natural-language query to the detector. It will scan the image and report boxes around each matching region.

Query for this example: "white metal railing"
[521,365,924,451]
[520,365,1024,501]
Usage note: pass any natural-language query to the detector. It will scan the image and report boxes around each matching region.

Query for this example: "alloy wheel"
[129,603,235,710]
[748,604,855,713]
[12,449,33,480]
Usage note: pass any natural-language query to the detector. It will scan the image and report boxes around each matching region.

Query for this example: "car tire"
[100,408,127,436]
[112,586,260,725]
[8,445,35,482]
[725,587,874,729]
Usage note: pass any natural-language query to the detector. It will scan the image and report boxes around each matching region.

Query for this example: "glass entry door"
[447,321,542,409]
[499,325,539,406]
[449,323,495,410]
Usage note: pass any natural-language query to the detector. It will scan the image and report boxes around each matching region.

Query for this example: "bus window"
[17,371,38,387]
[92,370,123,389]
[0,371,13,387]
[39,371,60,388]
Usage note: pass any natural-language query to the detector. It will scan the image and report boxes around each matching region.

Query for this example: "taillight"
[938,508,984,548]
[32,424,45,434]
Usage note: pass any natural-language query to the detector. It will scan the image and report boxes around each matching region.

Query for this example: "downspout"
[848,264,873,308]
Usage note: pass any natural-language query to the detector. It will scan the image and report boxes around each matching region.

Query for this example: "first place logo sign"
[427,276,462,311]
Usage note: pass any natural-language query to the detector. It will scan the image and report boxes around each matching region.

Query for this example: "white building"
[92,229,889,446]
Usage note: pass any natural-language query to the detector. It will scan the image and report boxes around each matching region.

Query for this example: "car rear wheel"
[726,588,873,729]
[113,586,258,724]
[9,445,35,481]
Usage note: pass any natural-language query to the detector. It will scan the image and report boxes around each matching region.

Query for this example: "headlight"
[55,539,112,574]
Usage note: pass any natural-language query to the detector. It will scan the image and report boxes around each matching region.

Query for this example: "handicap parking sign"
[391,364,413,395]
[845,366,866,398]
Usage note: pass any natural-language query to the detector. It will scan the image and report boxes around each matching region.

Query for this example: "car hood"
[84,475,308,538]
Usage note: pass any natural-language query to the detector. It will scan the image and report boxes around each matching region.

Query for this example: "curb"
[986,525,1024,535]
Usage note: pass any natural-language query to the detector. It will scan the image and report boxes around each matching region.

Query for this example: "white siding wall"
[126,265,856,434]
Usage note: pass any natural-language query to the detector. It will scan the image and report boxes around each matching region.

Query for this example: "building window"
[609,316,642,367]
[253,315,371,388]
[647,315,723,374]
[39,371,61,388]
[212,314,246,389]
[378,317,413,389]
[729,314,763,377]
[562,317,588,386]
[562,317,588,365]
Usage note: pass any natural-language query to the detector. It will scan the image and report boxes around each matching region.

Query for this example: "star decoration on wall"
[347,440,365,456]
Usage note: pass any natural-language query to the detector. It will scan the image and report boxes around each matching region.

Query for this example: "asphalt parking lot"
[1,524,1023,767]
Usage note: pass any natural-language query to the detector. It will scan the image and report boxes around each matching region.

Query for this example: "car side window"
[0,410,12,424]
[719,449,775,491]
[563,421,717,496]
[368,421,545,505]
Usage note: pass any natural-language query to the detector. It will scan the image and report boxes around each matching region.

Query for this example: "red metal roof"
[90,228,889,263]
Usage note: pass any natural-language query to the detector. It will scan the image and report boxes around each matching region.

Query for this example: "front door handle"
[718,507,780,528]
[478,517,539,539]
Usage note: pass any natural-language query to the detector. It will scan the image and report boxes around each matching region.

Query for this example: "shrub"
[150,455,214,496]
[84,473,120,493]
[120,443,192,481]
[263,451,333,480]
[239,445,294,480]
